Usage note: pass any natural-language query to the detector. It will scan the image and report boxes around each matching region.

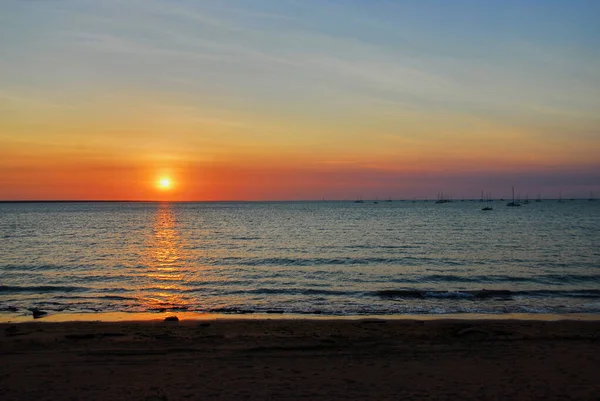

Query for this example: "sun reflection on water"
[138,203,191,311]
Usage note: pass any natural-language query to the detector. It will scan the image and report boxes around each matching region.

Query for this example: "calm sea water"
[1,200,599,317]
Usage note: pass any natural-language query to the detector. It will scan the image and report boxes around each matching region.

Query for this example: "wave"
[0,285,89,293]
[185,287,357,296]
[179,286,600,300]
[212,256,462,267]
[374,289,600,300]
[52,294,138,301]
[192,256,600,272]
[0,264,75,271]
[390,274,600,284]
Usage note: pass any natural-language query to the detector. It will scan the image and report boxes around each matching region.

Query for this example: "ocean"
[1,200,599,318]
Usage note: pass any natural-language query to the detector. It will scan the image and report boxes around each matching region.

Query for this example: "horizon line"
[0,198,593,204]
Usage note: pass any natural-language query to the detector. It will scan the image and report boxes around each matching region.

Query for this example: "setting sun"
[158,177,172,190]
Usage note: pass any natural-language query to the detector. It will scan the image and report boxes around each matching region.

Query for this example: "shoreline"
[2,318,600,400]
[2,310,600,324]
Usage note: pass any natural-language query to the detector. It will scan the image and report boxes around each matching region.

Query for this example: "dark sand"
[1,318,599,400]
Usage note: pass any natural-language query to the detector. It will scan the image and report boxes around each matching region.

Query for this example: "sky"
[1,0,599,200]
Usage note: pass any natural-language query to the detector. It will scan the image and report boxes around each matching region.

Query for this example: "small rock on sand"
[30,309,48,319]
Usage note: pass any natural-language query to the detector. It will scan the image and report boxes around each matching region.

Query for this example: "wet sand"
[1,318,599,400]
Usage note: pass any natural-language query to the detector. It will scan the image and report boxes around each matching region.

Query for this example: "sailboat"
[435,192,451,204]
[506,186,520,207]
[482,192,493,211]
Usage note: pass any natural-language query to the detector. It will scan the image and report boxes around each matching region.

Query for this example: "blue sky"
[3,0,599,113]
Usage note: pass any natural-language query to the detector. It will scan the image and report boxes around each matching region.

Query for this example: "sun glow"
[158,177,172,190]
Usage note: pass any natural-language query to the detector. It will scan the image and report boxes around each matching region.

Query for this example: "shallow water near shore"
[2,311,600,324]
[1,200,599,319]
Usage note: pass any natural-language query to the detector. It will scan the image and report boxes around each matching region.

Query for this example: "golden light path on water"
[138,203,191,311]
[134,202,249,314]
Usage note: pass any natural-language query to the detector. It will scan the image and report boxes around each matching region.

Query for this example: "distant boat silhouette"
[482,192,493,211]
[435,192,451,204]
[536,193,542,202]
[589,191,595,201]
[506,186,520,207]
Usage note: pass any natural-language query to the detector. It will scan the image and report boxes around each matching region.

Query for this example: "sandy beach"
[1,318,599,400]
